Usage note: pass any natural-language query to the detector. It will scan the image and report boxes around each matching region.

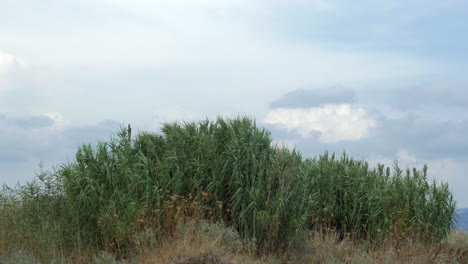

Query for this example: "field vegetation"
[1,117,466,263]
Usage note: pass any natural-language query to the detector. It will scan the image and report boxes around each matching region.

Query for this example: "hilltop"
[1,117,466,263]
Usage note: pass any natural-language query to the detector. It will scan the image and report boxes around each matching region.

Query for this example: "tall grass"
[0,116,457,258]
[0,165,75,262]
[304,154,456,243]
[59,118,313,252]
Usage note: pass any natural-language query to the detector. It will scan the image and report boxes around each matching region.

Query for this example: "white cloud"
[0,51,17,75]
[44,112,70,131]
[0,51,27,94]
[264,104,375,142]
[0,51,26,75]
[397,148,418,163]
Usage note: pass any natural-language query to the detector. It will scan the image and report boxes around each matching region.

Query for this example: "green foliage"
[303,154,456,243]
[0,116,457,257]
[59,117,313,251]
[0,165,76,262]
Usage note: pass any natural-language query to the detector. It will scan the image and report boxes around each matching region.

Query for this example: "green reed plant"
[58,117,317,252]
[303,153,456,244]
[0,165,77,263]
[0,116,457,257]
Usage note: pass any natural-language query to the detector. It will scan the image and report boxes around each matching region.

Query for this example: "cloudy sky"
[1,0,467,207]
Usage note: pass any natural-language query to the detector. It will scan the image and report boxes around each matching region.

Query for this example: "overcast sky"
[1,0,467,207]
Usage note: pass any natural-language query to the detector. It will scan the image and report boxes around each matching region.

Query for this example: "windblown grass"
[0,116,459,262]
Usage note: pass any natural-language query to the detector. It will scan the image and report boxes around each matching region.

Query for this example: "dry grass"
[134,221,280,264]
[289,231,468,264]
[115,228,468,264]
[1,220,467,264]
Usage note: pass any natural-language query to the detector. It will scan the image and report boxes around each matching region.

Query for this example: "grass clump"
[305,153,456,244]
[58,118,314,252]
[0,116,459,262]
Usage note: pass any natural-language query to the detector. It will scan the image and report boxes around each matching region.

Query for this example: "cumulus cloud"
[264,104,375,142]
[44,112,70,131]
[270,87,356,109]
[279,109,468,163]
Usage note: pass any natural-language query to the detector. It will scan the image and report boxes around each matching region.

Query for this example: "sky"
[1,0,468,207]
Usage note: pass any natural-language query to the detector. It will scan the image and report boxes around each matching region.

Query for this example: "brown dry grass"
[289,231,468,264]
[1,223,467,264]
[134,221,280,264]
[123,223,468,264]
